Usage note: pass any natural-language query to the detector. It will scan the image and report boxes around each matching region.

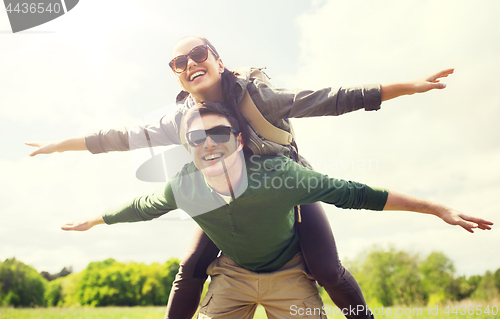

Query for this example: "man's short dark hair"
[185,101,249,145]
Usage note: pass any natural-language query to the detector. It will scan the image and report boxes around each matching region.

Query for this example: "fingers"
[431,82,447,89]
[25,142,41,157]
[25,142,41,148]
[437,68,455,78]
[477,224,491,230]
[25,142,55,156]
[61,221,81,231]
[456,214,493,233]
[460,214,493,230]
[429,68,455,81]
[61,221,89,231]
[444,210,493,233]
[459,221,477,233]
[61,223,75,231]
[28,149,41,157]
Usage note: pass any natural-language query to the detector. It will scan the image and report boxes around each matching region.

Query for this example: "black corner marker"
[3,0,79,33]
[64,0,78,12]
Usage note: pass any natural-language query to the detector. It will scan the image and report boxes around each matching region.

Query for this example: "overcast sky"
[1,0,498,277]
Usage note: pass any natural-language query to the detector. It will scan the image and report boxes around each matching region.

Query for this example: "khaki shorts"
[197,253,327,319]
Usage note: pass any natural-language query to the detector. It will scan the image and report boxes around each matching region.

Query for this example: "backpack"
[234,67,295,146]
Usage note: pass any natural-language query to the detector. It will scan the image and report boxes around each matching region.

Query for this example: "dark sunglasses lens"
[207,127,231,143]
[187,127,233,147]
[190,46,208,63]
[173,57,188,73]
[188,131,207,146]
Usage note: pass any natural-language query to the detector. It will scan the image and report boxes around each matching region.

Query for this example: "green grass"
[1,300,499,319]
[0,306,263,319]
[0,306,165,319]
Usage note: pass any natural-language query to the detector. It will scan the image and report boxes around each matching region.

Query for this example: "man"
[63,101,493,318]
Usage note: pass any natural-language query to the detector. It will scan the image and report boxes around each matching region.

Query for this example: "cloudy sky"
[1,0,498,277]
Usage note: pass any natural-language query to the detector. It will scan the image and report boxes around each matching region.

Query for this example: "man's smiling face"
[187,113,242,178]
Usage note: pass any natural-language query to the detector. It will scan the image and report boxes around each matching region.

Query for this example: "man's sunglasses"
[169,45,218,74]
[186,126,239,147]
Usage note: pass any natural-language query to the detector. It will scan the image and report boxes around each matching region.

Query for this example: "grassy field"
[1,300,499,319]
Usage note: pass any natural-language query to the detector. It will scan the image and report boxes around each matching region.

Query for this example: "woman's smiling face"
[171,37,224,103]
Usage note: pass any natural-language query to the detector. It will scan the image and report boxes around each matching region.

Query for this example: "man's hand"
[438,208,494,233]
[61,216,105,231]
[381,68,454,101]
[384,190,493,233]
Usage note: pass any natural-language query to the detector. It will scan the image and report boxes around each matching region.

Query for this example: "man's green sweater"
[103,154,388,272]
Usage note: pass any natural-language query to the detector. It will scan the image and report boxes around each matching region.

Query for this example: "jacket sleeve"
[247,79,381,121]
[262,157,388,211]
[85,110,183,154]
[102,183,178,224]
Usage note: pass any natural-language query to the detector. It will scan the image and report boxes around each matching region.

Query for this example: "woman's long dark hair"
[196,37,250,146]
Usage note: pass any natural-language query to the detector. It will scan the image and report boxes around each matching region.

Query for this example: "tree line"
[1,247,499,308]
[346,246,500,306]
[0,257,179,307]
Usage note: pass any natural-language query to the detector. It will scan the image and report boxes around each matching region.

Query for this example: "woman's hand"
[26,142,60,157]
[381,68,454,101]
[410,68,455,94]
[26,137,87,157]
[437,208,493,233]
[61,216,105,231]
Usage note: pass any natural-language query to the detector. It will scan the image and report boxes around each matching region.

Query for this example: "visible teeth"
[190,71,205,81]
[204,153,222,161]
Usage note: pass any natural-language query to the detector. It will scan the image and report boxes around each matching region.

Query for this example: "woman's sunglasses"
[186,126,239,147]
[169,45,218,74]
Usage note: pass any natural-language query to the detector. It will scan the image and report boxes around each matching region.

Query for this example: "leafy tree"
[494,268,500,293]
[53,271,83,307]
[77,258,133,306]
[76,258,180,306]
[0,258,47,307]
[419,251,457,303]
[466,274,482,293]
[454,275,478,300]
[471,271,499,301]
[159,258,180,304]
[348,246,424,306]
[45,281,63,306]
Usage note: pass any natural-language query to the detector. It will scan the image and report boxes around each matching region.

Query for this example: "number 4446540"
[444,305,498,316]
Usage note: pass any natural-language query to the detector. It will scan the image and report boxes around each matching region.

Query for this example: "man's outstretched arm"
[61,215,105,231]
[383,190,493,233]
[61,183,177,232]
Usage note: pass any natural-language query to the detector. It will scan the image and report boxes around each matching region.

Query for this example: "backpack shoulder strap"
[235,67,294,145]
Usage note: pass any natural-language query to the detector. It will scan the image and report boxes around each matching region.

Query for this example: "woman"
[27,36,454,319]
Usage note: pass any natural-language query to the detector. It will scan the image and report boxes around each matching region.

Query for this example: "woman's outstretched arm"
[380,68,454,101]
[26,137,87,156]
